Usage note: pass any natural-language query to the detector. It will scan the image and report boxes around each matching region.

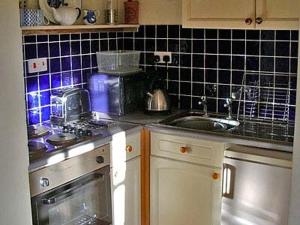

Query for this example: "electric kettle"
[145,75,171,113]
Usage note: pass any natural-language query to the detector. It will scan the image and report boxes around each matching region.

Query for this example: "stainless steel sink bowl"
[159,111,240,132]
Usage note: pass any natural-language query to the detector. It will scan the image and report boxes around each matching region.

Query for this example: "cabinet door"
[256,0,299,29]
[182,0,256,29]
[150,156,222,225]
[112,156,141,225]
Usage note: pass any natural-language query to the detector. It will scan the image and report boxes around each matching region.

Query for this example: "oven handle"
[41,172,104,205]
[42,197,56,205]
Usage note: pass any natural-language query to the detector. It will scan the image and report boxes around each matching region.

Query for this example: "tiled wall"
[23,25,298,125]
[23,32,124,124]
[124,25,299,122]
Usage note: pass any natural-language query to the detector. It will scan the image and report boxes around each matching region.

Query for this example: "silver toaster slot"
[50,88,91,125]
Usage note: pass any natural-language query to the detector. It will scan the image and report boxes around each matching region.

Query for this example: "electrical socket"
[154,51,172,63]
[28,58,48,73]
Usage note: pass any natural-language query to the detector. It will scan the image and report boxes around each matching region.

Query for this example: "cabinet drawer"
[151,132,225,167]
[111,130,141,169]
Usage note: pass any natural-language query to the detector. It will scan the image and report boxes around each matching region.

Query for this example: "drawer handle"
[245,18,253,25]
[255,17,263,24]
[212,172,220,180]
[126,145,133,152]
[180,147,189,154]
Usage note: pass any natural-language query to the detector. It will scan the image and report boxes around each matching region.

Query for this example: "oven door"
[31,166,111,225]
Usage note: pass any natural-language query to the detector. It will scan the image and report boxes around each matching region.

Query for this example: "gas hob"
[28,118,116,163]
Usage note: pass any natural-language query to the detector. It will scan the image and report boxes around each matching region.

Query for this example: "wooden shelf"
[21,24,140,35]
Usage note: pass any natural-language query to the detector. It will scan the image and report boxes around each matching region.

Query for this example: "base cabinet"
[111,131,141,225]
[122,157,141,225]
[150,156,222,225]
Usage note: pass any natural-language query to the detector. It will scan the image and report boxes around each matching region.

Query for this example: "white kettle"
[51,6,81,25]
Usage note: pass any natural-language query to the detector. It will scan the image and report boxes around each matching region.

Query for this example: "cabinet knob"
[180,147,189,154]
[126,145,133,152]
[245,18,253,25]
[255,17,263,24]
[40,177,50,187]
[96,156,104,164]
[212,172,220,180]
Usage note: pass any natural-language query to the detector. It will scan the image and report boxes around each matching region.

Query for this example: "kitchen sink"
[159,111,240,132]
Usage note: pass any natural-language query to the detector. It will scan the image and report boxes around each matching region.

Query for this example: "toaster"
[50,88,91,125]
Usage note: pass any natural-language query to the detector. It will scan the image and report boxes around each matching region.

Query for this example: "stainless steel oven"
[30,144,112,225]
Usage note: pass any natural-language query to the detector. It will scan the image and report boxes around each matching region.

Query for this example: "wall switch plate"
[28,58,48,73]
[154,51,172,63]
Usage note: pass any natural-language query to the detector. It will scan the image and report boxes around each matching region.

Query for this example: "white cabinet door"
[182,0,299,29]
[150,156,222,225]
[255,0,299,29]
[182,0,256,29]
[112,156,141,225]
[111,130,141,225]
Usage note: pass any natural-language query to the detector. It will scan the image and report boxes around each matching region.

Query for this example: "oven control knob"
[63,126,69,133]
[40,177,50,187]
[96,156,104,164]
[77,129,84,136]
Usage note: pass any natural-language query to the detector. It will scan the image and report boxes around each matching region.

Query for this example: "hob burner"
[28,141,47,152]
[47,133,77,146]
[28,125,50,139]
[60,119,115,137]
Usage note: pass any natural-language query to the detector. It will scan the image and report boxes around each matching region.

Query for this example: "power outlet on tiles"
[154,51,172,64]
[28,58,48,74]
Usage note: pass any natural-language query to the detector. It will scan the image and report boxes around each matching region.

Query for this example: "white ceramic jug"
[51,6,81,25]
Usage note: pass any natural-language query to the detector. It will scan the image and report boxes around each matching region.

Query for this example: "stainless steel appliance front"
[222,149,292,225]
[50,88,91,125]
[88,72,145,116]
[30,144,112,225]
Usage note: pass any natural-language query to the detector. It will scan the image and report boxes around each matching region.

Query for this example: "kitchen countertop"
[97,110,294,152]
[29,109,294,172]
[96,110,184,125]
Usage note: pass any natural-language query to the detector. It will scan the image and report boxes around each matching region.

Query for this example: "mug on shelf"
[36,10,50,26]
[83,9,100,25]
[20,9,49,26]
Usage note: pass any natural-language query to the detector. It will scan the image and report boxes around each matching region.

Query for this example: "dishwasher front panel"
[222,157,292,225]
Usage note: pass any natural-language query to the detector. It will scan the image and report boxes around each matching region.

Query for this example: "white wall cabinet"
[111,130,141,225]
[255,0,299,29]
[182,0,299,29]
[150,131,225,225]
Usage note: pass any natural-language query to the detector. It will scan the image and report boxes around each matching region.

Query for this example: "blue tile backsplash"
[23,32,123,124]
[22,26,299,125]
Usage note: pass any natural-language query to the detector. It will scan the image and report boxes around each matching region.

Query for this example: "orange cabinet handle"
[180,146,189,154]
[126,145,133,152]
[212,172,220,180]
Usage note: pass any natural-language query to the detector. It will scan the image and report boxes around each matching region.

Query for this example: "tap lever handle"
[198,96,207,105]
[224,98,233,107]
